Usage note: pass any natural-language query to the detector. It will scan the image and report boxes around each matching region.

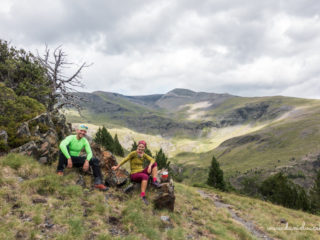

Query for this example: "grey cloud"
[1,0,320,98]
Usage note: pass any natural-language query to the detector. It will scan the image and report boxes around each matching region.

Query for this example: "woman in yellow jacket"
[112,140,160,205]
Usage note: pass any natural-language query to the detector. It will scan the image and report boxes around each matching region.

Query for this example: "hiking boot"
[151,180,161,188]
[94,184,108,191]
[141,196,149,205]
[57,171,64,176]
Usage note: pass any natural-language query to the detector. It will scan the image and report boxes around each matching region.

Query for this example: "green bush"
[0,84,45,149]
[259,172,310,211]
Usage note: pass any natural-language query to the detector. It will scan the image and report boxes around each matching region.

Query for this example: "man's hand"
[67,158,73,168]
[83,160,89,172]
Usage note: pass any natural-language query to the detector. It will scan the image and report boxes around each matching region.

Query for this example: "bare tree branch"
[37,45,91,112]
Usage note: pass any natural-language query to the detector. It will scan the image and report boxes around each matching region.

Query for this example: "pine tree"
[94,126,114,153]
[155,148,170,170]
[145,147,153,158]
[207,155,226,191]
[94,127,103,145]
[259,172,310,211]
[113,134,124,157]
[310,171,320,213]
[131,140,137,152]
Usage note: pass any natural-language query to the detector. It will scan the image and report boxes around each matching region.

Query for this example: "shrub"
[259,172,310,211]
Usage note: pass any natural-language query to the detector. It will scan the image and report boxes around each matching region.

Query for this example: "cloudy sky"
[1,0,320,98]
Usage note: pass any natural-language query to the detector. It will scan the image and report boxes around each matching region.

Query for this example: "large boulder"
[90,143,130,187]
[10,111,71,164]
[123,168,175,211]
[153,180,175,211]
[11,141,38,156]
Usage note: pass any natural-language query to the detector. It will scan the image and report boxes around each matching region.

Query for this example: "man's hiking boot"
[151,180,161,188]
[57,171,64,176]
[94,184,108,191]
[141,196,149,205]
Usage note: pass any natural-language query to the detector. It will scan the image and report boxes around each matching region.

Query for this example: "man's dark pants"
[57,151,103,184]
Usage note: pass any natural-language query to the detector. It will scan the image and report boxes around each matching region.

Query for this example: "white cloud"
[1,0,320,98]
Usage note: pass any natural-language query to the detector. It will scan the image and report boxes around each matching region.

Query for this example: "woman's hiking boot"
[151,180,161,188]
[141,196,149,205]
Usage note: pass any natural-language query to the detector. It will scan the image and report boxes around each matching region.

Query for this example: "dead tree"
[37,46,90,112]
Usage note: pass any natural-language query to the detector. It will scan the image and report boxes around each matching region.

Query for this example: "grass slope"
[172,102,320,186]
[1,154,320,239]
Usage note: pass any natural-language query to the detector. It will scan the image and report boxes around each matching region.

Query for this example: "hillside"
[2,153,320,240]
[172,101,320,189]
[68,89,312,138]
[66,89,320,190]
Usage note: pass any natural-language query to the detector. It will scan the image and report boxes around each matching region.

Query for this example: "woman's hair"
[138,140,147,148]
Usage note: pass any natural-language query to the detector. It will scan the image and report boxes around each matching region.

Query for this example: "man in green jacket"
[57,124,107,191]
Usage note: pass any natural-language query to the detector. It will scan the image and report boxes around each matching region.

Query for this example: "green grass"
[171,102,320,186]
[2,153,320,239]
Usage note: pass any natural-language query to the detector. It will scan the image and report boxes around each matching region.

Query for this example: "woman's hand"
[112,165,119,171]
[147,165,152,174]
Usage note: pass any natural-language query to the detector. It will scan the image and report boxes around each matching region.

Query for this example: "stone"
[160,216,170,222]
[91,146,130,187]
[29,113,54,129]
[39,157,48,164]
[40,142,49,152]
[11,141,38,156]
[153,181,175,211]
[280,218,287,224]
[32,198,47,204]
[16,122,31,138]
[0,130,8,145]
[105,169,129,187]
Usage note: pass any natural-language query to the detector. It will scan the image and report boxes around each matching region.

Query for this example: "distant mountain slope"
[66,89,320,190]
[68,88,311,138]
[172,101,320,189]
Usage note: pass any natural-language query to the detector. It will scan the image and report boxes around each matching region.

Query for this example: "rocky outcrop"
[90,143,130,187]
[10,111,72,164]
[219,102,292,126]
[123,168,175,211]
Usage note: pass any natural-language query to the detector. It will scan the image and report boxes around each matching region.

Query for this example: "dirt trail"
[197,190,274,240]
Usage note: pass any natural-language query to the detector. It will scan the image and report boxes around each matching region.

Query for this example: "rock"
[76,175,86,188]
[154,179,175,211]
[32,198,47,204]
[123,179,176,211]
[280,218,287,224]
[11,141,38,156]
[160,215,170,222]
[39,157,48,164]
[105,169,129,187]
[16,122,31,138]
[10,111,70,164]
[123,183,135,193]
[93,147,130,187]
[51,111,72,139]
[0,130,8,145]
[160,216,173,230]
[29,113,54,129]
